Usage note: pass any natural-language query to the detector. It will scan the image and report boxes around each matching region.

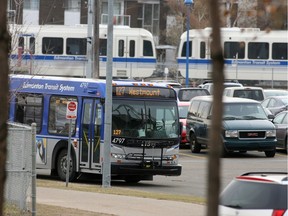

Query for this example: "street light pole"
[184,0,193,87]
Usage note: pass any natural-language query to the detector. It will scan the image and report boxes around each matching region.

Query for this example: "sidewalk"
[37,187,206,216]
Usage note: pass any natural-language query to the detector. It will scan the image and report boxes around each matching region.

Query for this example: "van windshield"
[223,103,268,120]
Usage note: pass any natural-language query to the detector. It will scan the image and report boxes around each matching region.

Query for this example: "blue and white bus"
[177,28,288,87]
[8,74,182,182]
[8,24,157,79]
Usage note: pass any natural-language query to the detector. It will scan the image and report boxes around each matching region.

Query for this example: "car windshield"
[223,103,268,120]
[220,180,288,209]
[280,97,288,105]
[112,100,179,139]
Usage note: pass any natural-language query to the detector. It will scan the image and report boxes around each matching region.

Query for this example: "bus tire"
[57,149,76,181]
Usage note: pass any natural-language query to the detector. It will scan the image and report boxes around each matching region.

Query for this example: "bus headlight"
[266,130,276,137]
[111,153,126,159]
[225,130,238,138]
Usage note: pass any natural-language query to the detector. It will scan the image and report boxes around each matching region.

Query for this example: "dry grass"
[4,178,205,215]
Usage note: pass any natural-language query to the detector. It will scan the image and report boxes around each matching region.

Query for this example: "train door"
[80,98,102,171]
[115,36,137,77]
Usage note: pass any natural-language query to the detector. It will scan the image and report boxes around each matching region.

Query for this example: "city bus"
[8,74,182,182]
[177,27,288,88]
[8,24,157,79]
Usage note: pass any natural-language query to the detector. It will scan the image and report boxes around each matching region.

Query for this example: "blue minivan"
[186,96,277,157]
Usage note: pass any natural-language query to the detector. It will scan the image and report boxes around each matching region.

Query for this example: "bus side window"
[48,96,77,135]
[15,93,43,132]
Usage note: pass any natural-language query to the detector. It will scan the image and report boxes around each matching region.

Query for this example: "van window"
[189,100,200,117]
[198,102,211,118]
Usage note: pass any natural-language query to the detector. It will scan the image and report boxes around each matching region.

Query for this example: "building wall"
[39,0,65,25]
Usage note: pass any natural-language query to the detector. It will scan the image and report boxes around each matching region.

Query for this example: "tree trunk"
[0,0,9,215]
[207,0,225,216]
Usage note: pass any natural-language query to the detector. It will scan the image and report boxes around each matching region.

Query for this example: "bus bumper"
[111,163,182,176]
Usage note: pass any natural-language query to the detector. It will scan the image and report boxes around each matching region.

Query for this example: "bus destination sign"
[113,86,176,99]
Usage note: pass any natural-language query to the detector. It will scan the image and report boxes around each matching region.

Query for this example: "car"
[219,172,288,216]
[223,86,265,101]
[272,111,288,152]
[186,96,277,157]
[264,89,288,98]
[201,81,243,94]
[176,87,210,102]
[261,95,288,115]
[178,102,190,147]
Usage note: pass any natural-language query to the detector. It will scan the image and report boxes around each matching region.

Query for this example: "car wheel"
[190,133,201,153]
[57,149,76,181]
[264,149,276,158]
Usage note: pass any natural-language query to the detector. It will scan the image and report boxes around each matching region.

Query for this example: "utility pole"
[86,0,93,78]
[93,0,100,78]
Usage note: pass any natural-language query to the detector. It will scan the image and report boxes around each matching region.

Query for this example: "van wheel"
[57,149,76,181]
[264,149,275,158]
[190,133,201,153]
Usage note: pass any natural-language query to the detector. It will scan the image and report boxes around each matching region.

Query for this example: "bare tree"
[0,0,9,215]
[207,0,225,216]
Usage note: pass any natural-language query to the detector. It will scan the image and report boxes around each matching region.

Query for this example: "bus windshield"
[112,100,178,139]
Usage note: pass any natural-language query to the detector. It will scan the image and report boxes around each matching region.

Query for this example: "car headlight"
[266,130,276,137]
[225,130,238,138]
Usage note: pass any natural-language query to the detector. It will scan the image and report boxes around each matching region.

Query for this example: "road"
[37,149,288,199]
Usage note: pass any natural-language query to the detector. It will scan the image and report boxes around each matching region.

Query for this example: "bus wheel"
[190,133,201,153]
[124,177,141,184]
[57,149,76,181]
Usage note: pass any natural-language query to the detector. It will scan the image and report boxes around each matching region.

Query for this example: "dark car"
[261,95,288,115]
[273,111,288,152]
[186,96,277,157]
[176,87,210,102]
[219,172,288,216]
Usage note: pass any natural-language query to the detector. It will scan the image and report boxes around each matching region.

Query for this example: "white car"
[219,172,288,216]
[202,82,243,94]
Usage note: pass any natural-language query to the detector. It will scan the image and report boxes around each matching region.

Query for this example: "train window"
[29,37,35,54]
[272,43,287,60]
[66,38,87,55]
[181,41,192,57]
[18,37,24,53]
[99,39,107,56]
[248,42,269,59]
[14,93,43,133]
[118,40,124,57]
[129,40,135,57]
[224,41,245,59]
[42,37,63,55]
[200,42,206,59]
[143,40,153,56]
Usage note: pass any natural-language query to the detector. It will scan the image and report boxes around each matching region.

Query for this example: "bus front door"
[80,98,102,172]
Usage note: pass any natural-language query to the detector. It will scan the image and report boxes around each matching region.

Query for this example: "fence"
[5,122,36,215]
